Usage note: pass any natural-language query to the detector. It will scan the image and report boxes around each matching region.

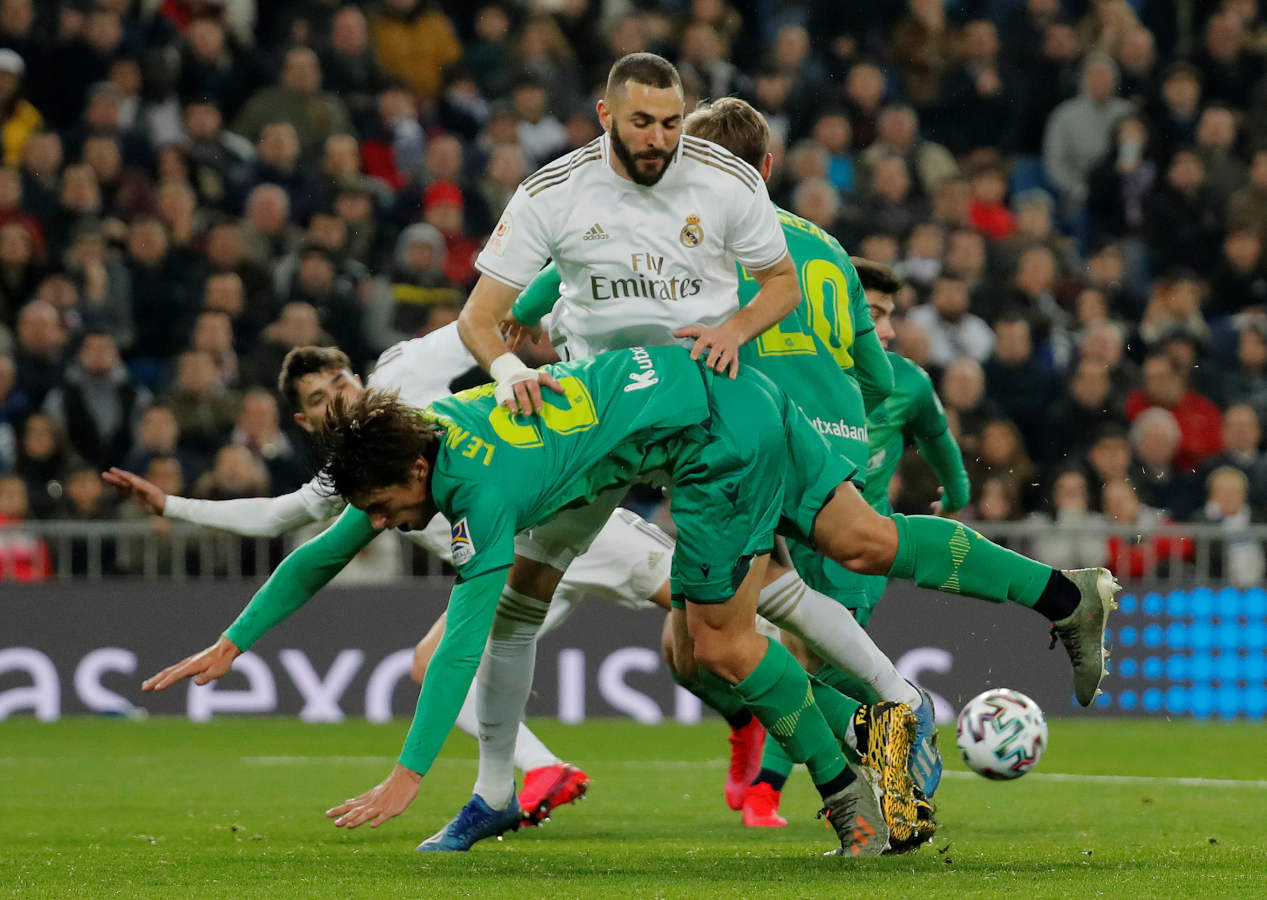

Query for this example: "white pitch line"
[239,756,1267,789]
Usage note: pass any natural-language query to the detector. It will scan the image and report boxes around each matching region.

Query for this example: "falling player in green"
[140,345,913,858]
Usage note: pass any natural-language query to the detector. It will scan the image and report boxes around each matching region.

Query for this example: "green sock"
[809,671,862,764]
[815,662,881,707]
[755,733,795,784]
[730,639,848,788]
[888,513,1051,607]
[665,664,750,724]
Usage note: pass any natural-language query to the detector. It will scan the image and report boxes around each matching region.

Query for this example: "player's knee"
[828,513,896,575]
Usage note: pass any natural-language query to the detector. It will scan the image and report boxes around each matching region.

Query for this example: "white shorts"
[513,485,628,572]
[540,508,673,637]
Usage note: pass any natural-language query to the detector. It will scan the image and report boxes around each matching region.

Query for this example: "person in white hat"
[0,48,42,167]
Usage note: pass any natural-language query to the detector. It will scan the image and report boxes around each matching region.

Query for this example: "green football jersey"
[423,345,710,581]
[863,352,955,515]
[736,209,874,474]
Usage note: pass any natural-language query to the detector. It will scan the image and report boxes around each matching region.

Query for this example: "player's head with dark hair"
[683,97,770,172]
[315,389,442,530]
[278,345,358,433]
[601,53,684,187]
[851,257,902,348]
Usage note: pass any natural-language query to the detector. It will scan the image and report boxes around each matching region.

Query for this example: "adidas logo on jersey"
[582,223,609,241]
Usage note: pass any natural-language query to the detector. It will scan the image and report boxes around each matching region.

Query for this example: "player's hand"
[102,467,167,515]
[500,314,543,353]
[499,370,564,416]
[675,322,745,379]
[930,488,960,518]
[325,765,421,829]
[142,636,241,692]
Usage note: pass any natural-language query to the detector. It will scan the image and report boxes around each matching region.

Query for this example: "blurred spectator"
[1149,62,1202,158]
[190,310,238,388]
[939,356,998,444]
[181,99,253,210]
[840,61,886,149]
[908,275,994,367]
[276,244,364,361]
[44,330,150,470]
[161,348,240,463]
[678,21,749,103]
[366,223,459,349]
[230,388,308,492]
[0,48,40,166]
[1201,404,1267,510]
[1016,21,1083,155]
[1209,317,1267,418]
[176,17,253,121]
[1086,425,1133,491]
[1113,26,1156,105]
[1102,477,1193,579]
[1046,358,1127,464]
[12,300,66,407]
[1137,270,1211,351]
[1226,147,1267,248]
[0,351,23,469]
[839,154,926,245]
[240,183,301,266]
[512,78,567,169]
[322,6,389,130]
[192,442,269,501]
[1126,351,1223,471]
[465,6,515,100]
[973,418,1036,507]
[890,0,953,113]
[1128,405,1202,519]
[64,225,134,351]
[1086,113,1158,248]
[60,464,120,573]
[966,166,1015,241]
[0,217,40,320]
[0,472,49,580]
[122,403,197,483]
[478,143,526,225]
[13,412,68,518]
[862,105,958,199]
[1042,53,1133,214]
[233,46,351,157]
[423,181,479,288]
[369,0,461,104]
[1192,9,1261,109]
[1146,148,1223,274]
[983,314,1059,451]
[936,20,1021,155]
[242,301,332,391]
[1207,227,1267,319]
[893,221,942,295]
[808,110,855,196]
[123,217,200,365]
[1195,105,1248,207]
[1034,468,1108,570]
[361,84,424,190]
[972,472,1022,525]
[245,122,324,222]
[1202,466,1265,585]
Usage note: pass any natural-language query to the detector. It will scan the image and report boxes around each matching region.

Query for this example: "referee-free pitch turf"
[2,718,1265,898]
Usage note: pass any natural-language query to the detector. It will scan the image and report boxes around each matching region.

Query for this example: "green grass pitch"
[2,717,1265,898]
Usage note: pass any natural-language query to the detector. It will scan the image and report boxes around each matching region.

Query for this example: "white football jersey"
[366,321,477,407]
[277,324,480,548]
[476,133,788,360]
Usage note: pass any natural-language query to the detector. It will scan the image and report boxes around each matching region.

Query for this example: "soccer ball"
[955,688,1048,780]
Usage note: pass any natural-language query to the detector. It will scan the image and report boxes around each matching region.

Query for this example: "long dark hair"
[314,390,442,499]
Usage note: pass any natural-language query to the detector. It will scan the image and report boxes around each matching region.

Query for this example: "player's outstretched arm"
[459,273,562,415]
[327,568,507,829]
[106,468,339,538]
[676,252,799,378]
[917,430,971,515]
[139,506,380,691]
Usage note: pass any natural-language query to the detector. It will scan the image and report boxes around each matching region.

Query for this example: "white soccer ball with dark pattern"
[955,688,1048,780]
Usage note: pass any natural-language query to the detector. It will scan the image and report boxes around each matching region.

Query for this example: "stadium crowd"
[0,0,1266,584]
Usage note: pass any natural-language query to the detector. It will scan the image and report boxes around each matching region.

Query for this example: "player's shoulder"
[678,135,761,194]
[369,323,465,385]
[888,351,932,389]
[518,138,604,199]
[773,205,851,259]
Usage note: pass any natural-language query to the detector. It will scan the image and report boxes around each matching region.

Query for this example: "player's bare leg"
[812,480,1121,707]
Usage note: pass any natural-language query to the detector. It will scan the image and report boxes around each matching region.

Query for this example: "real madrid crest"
[680,214,703,248]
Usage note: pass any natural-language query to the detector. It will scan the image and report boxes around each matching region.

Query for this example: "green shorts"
[788,537,888,623]
[774,389,859,547]
[669,369,785,606]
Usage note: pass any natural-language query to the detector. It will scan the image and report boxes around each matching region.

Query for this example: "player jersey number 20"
[747,259,856,369]
[488,376,599,448]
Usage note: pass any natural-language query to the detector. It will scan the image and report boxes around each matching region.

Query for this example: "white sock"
[759,570,922,710]
[473,586,551,809]
[455,668,562,773]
